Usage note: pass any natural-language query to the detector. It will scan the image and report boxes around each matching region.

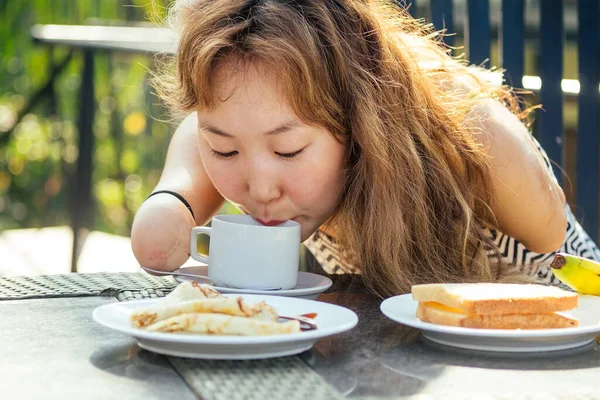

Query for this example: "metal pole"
[70,49,95,273]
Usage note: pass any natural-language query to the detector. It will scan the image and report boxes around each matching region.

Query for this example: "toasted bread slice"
[411,283,578,315]
[416,302,578,329]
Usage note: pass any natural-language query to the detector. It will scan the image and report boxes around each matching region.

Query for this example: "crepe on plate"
[130,281,301,335]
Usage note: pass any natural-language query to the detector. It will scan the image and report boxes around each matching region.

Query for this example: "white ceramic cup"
[189,214,301,290]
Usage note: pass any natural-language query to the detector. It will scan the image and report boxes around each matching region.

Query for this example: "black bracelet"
[146,190,195,219]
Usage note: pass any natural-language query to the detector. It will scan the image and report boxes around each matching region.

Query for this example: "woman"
[131,0,600,297]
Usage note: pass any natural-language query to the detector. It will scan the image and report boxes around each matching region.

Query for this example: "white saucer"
[380,294,600,353]
[173,265,333,300]
[93,294,358,359]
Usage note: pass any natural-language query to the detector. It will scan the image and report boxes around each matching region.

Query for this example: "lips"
[255,218,286,226]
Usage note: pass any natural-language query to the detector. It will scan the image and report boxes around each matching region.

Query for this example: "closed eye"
[211,149,238,159]
[276,149,304,160]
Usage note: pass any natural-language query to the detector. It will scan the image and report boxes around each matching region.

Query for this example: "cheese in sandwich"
[411,283,579,329]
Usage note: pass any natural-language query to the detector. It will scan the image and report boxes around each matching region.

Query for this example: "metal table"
[30,24,176,273]
[1,271,599,400]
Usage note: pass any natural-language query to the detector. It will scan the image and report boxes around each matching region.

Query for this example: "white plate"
[173,266,333,300]
[93,294,358,359]
[380,294,600,352]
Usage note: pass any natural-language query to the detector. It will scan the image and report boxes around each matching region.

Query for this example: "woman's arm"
[469,98,567,253]
[131,113,224,271]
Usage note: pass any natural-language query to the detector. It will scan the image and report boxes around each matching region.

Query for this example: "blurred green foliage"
[0,0,238,236]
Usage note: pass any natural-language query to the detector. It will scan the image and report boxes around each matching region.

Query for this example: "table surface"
[1,272,599,400]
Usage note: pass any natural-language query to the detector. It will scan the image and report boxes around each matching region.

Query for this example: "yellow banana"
[550,253,600,295]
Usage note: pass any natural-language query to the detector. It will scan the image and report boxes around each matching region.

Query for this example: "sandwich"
[411,283,579,329]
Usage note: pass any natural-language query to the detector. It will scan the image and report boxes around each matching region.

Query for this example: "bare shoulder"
[470,98,532,154]
[440,71,532,155]
[456,85,567,252]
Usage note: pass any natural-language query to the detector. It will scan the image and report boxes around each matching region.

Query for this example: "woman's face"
[196,62,347,241]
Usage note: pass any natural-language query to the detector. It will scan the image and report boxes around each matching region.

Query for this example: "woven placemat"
[0,272,177,300]
[115,287,176,301]
[169,356,344,400]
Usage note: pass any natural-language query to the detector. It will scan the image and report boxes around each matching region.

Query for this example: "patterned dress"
[304,136,600,286]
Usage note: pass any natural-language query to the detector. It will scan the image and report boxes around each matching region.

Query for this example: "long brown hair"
[155,0,537,296]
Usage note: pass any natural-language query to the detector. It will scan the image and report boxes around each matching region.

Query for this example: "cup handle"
[190,226,210,264]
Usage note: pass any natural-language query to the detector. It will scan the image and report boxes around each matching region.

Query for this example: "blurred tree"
[0,0,199,236]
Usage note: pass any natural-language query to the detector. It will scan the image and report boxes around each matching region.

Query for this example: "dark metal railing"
[539,0,564,186]
[576,0,600,243]
[466,0,490,66]
[500,0,524,89]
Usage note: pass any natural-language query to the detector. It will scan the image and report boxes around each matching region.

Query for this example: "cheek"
[284,155,345,210]
[201,157,245,201]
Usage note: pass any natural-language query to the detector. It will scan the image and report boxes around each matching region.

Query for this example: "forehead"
[202,56,344,144]
[198,60,304,134]
[209,59,288,108]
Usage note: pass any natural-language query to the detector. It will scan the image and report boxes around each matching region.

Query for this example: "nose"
[246,158,282,204]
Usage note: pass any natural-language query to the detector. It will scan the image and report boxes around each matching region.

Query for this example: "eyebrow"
[199,120,302,138]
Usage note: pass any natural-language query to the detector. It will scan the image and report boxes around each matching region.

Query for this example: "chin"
[299,226,319,243]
